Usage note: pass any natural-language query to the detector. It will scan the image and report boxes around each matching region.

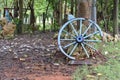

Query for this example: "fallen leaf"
[97,73,102,76]
[86,74,96,78]
[20,58,26,61]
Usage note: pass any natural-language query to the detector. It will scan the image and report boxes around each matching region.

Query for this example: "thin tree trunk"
[59,0,62,27]
[29,0,36,33]
[18,0,23,34]
[91,0,97,31]
[63,0,67,24]
[91,0,96,23]
[64,0,67,16]
[53,0,60,30]
[75,0,78,17]
[14,0,19,18]
[113,0,119,36]
[71,0,74,14]
[43,12,45,32]
[43,0,50,32]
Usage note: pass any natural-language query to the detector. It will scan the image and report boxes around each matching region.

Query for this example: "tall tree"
[14,0,19,18]
[29,0,36,32]
[113,0,119,36]
[71,0,74,14]
[18,0,23,34]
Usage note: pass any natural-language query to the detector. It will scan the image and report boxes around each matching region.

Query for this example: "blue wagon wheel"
[58,18,103,60]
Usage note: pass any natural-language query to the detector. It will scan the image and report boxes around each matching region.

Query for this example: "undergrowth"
[73,41,120,80]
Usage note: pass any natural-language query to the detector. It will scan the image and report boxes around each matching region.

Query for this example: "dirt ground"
[0,32,77,80]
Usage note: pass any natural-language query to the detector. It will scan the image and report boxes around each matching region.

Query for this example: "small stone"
[25,66,31,69]
[53,63,60,66]
[24,54,28,58]
[9,49,12,52]
[47,44,55,47]
[46,49,50,52]
[13,55,19,60]
[104,51,108,55]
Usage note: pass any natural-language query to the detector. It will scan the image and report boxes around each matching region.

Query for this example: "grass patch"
[73,41,120,80]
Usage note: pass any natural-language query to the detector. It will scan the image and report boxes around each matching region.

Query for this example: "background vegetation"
[0,0,119,34]
[0,0,119,79]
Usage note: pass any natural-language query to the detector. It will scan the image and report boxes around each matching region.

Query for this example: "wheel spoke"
[84,31,99,39]
[81,43,89,58]
[82,23,93,36]
[69,43,78,56]
[70,23,78,36]
[83,42,97,51]
[79,19,82,35]
[84,39,101,42]
[63,30,76,38]
[60,39,75,41]
[63,41,76,49]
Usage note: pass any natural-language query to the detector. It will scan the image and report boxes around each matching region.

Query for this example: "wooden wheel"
[58,18,103,60]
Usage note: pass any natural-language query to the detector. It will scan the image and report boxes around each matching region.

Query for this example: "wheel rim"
[58,18,103,60]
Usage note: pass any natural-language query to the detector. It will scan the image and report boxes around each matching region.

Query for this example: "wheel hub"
[76,35,84,43]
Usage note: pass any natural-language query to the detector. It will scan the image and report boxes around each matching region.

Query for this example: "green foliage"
[34,0,53,17]
[73,41,120,80]
[0,0,119,32]
[73,59,120,80]
[73,65,90,80]
[94,59,120,80]
[13,18,20,24]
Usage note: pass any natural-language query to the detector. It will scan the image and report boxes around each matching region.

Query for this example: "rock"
[40,46,46,50]
[53,63,60,66]
[47,44,55,47]
[46,49,50,52]
[23,54,28,58]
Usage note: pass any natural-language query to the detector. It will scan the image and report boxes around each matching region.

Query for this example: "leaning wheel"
[58,18,103,60]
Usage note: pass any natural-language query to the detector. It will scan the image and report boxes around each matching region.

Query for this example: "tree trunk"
[91,0,97,31]
[29,0,36,33]
[59,0,62,27]
[113,0,119,37]
[42,0,50,32]
[77,0,92,19]
[18,0,23,34]
[71,0,74,14]
[14,0,19,18]
[75,0,78,17]
[64,0,67,16]
[91,0,96,23]
[43,12,46,32]
[63,0,68,24]
[53,1,60,30]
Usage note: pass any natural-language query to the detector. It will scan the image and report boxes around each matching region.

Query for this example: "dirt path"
[0,32,76,80]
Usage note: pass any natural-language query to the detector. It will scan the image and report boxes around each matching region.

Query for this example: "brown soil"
[0,32,77,80]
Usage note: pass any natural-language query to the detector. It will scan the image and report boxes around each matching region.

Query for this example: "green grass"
[73,41,120,80]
